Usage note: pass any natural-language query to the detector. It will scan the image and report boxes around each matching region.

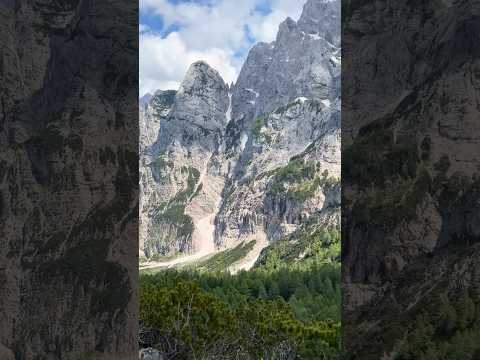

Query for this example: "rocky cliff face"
[140,62,230,258]
[343,1,480,358]
[0,1,138,359]
[140,0,340,269]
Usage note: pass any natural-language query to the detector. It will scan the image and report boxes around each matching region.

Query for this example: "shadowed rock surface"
[0,1,138,359]
[343,0,480,358]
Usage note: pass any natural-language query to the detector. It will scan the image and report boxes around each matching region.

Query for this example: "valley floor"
[139,251,216,271]
[139,237,269,274]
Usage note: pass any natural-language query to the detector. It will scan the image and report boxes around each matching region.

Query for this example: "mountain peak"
[179,60,227,96]
[140,92,152,107]
[186,61,221,80]
[298,0,340,46]
[168,60,229,133]
[190,60,214,72]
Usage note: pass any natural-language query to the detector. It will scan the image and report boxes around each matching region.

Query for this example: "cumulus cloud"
[139,0,305,95]
[140,32,239,95]
[247,0,304,42]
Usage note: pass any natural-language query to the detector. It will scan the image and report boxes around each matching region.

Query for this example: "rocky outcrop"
[215,98,340,251]
[140,62,230,258]
[342,0,480,358]
[0,1,138,359]
[229,0,340,150]
[140,90,176,256]
[140,90,175,154]
[214,0,340,263]
[139,348,164,360]
[139,0,341,269]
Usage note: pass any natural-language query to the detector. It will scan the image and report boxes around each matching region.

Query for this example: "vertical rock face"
[140,62,230,258]
[230,0,340,135]
[140,90,175,256]
[140,0,340,269]
[140,90,175,155]
[343,1,480,358]
[0,1,138,359]
[216,0,341,263]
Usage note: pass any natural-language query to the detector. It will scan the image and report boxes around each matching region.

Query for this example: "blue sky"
[139,0,305,95]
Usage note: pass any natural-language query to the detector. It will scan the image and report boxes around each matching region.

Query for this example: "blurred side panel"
[0,1,138,359]
[342,0,480,358]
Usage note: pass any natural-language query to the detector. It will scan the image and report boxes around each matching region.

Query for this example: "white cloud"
[139,0,306,95]
[247,10,287,43]
[247,0,304,42]
[140,32,238,95]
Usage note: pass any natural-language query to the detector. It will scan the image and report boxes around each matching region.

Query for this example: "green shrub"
[194,241,257,272]
[251,116,265,137]
[140,263,341,359]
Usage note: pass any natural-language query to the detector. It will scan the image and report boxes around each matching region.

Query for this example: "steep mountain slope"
[343,1,480,358]
[140,63,230,259]
[140,0,340,270]
[0,1,138,359]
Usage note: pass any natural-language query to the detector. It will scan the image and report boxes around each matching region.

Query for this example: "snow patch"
[245,88,259,98]
[330,56,340,65]
[240,132,248,152]
[321,99,331,108]
[295,97,309,104]
[226,93,232,122]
